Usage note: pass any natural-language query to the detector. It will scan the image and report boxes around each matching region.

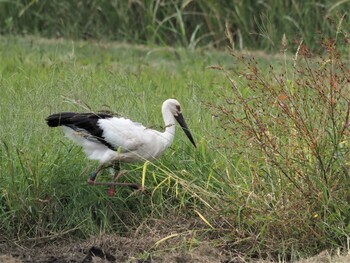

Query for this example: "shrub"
[210,26,350,257]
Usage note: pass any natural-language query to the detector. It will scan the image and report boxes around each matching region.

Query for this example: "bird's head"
[163,99,196,147]
[164,99,182,116]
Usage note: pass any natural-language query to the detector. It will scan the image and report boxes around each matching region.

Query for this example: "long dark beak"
[174,113,196,147]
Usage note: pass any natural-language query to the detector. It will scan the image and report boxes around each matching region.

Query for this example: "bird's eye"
[176,105,181,112]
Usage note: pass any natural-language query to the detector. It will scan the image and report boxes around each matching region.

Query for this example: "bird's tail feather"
[45,112,77,127]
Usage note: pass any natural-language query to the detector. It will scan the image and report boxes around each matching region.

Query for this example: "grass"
[0,36,231,239]
[0,0,349,50]
[211,27,350,258]
[0,33,350,261]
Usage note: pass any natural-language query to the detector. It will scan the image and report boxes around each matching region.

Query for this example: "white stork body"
[62,115,175,164]
[46,99,196,193]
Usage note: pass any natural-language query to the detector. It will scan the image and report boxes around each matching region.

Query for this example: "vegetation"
[210,27,350,258]
[1,1,350,261]
[0,0,349,50]
[0,36,231,248]
[1,26,349,260]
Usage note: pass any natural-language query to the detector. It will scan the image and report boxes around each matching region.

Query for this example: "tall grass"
[0,36,227,242]
[0,0,349,50]
[209,23,350,257]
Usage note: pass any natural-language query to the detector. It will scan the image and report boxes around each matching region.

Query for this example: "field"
[0,32,350,263]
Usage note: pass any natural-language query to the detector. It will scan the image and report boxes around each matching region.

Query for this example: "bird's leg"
[107,162,143,196]
[112,161,122,180]
[107,162,120,196]
[87,162,144,195]
[87,163,112,185]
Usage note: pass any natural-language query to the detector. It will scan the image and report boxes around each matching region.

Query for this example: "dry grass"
[1,233,350,263]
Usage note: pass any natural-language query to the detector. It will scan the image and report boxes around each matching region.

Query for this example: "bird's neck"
[162,109,176,146]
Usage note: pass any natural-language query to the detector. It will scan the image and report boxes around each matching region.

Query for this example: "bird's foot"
[87,172,97,184]
[106,183,142,197]
[107,186,116,197]
[131,184,150,195]
[87,177,148,196]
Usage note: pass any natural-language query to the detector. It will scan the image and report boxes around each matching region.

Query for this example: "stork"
[46,99,196,196]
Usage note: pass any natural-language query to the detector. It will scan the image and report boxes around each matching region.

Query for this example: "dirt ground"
[1,235,226,263]
[1,234,350,263]
[1,215,348,263]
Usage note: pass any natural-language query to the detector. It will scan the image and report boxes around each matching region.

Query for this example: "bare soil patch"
[1,234,350,263]
[0,216,234,263]
[1,235,228,263]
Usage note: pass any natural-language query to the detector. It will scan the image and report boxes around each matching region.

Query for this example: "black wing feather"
[46,112,116,150]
